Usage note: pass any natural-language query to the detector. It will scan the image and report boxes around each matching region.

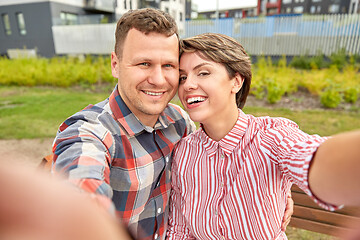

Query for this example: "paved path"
[0,138,54,169]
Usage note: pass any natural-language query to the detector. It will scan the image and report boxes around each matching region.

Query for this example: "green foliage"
[0,55,115,87]
[320,87,342,108]
[253,55,360,106]
[253,55,298,104]
[329,48,347,70]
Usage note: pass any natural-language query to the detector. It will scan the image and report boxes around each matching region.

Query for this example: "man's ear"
[111,52,119,78]
[231,73,244,94]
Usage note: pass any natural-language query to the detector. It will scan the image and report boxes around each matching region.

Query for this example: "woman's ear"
[231,73,244,94]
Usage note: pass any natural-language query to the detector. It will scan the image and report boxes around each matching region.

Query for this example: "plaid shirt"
[53,86,195,240]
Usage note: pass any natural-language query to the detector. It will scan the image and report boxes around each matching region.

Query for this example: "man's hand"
[281,191,294,231]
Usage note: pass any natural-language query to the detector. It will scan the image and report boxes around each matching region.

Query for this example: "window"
[180,12,183,21]
[60,12,78,25]
[317,6,321,13]
[16,12,26,35]
[312,0,321,2]
[293,6,304,13]
[283,0,291,4]
[2,13,11,35]
[286,7,292,13]
[310,5,316,13]
[328,4,340,13]
[130,0,132,9]
[124,0,127,9]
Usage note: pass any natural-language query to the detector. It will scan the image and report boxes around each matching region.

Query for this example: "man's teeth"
[187,97,206,104]
[144,91,162,96]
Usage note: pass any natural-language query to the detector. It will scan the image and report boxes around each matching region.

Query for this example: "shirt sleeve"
[261,118,339,211]
[167,152,196,240]
[52,116,115,213]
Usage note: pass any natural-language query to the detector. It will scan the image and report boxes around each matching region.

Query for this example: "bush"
[329,48,348,70]
[0,55,115,87]
[320,87,342,108]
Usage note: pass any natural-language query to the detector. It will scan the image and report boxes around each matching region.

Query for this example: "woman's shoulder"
[247,114,299,131]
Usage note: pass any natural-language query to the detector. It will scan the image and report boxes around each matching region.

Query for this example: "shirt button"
[221,154,225,159]
[165,156,169,163]
[157,208,161,214]
[154,233,158,239]
[215,211,218,216]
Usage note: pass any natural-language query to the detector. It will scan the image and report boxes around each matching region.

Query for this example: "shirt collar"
[200,109,249,158]
[109,85,175,136]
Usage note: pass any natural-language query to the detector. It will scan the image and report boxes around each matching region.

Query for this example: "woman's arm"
[309,130,360,206]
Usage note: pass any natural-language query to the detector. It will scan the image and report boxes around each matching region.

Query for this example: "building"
[0,0,185,58]
[258,0,357,16]
[197,1,258,19]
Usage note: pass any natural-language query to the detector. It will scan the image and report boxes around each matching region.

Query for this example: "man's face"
[111,28,179,127]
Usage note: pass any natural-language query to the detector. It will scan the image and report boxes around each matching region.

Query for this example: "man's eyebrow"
[179,62,211,73]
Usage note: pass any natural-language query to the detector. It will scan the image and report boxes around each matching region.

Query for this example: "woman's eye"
[199,71,209,76]
[179,76,187,82]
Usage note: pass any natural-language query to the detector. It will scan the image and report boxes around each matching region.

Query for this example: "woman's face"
[178,52,241,125]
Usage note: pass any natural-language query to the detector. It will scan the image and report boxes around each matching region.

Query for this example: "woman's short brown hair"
[114,8,178,59]
[180,33,252,109]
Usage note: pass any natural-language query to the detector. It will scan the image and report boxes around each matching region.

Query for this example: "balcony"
[84,0,115,13]
[266,1,280,9]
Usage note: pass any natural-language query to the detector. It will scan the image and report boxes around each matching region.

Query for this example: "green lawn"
[1,86,360,139]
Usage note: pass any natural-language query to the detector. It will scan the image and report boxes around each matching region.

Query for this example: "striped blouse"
[167,109,337,240]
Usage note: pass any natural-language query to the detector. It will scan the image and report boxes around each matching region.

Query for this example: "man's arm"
[52,117,115,211]
[309,130,360,206]
[281,191,294,231]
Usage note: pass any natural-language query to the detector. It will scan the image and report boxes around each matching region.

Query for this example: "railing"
[185,14,360,56]
[52,14,360,56]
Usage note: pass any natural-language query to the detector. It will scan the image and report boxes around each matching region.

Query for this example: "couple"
[52,8,360,240]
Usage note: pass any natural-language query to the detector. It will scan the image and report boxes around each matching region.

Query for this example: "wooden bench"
[289,185,360,237]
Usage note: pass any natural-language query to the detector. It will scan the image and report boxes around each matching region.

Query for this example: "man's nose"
[148,66,166,85]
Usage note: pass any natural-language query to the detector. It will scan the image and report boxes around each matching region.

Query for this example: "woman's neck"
[202,106,239,142]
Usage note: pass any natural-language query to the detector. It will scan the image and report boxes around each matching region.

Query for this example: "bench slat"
[289,217,349,237]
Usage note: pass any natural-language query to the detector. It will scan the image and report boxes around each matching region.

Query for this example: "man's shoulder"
[165,103,196,134]
[58,98,111,132]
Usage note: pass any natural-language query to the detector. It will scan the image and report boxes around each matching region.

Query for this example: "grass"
[243,106,360,136]
[0,86,112,139]
[1,86,360,139]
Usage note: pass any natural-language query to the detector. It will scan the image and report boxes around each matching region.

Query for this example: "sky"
[192,0,258,12]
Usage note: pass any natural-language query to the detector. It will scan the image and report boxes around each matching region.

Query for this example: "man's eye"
[164,64,173,68]
[139,62,150,66]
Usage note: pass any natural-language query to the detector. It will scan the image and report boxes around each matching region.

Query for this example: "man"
[52,8,292,240]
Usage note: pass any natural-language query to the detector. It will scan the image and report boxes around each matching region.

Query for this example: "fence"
[52,14,360,56]
[185,14,360,56]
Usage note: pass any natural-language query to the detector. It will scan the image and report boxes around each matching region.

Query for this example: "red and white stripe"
[167,110,335,240]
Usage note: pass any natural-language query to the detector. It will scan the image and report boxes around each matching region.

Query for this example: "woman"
[167,33,360,239]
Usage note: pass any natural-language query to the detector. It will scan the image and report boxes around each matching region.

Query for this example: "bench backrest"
[290,185,360,237]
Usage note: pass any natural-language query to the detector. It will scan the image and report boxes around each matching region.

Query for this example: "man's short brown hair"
[114,8,179,59]
[180,33,252,109]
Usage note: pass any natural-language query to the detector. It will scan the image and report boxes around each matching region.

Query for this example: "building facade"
[258,0,358,16]
[0,0,185,57]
